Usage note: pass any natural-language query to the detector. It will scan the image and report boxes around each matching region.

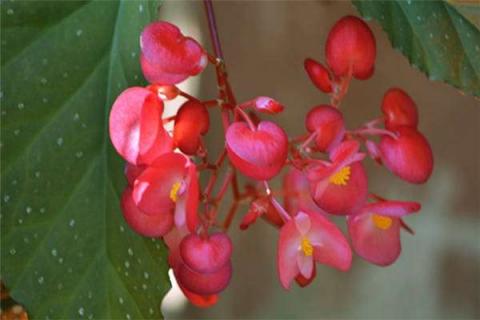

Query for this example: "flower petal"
[306,211,352,271]
[179,283,219,308]
[294,212,311,235]
[361,200,421,217]
[121,187,173,237]
[347,212,401,266]
[132,153,186,215]
[284,168,327,216]
[296,253,314,279]
[277,218,301,290]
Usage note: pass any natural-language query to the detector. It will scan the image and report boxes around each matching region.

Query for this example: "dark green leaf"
[353,0,480,97]
[1,1,170,319]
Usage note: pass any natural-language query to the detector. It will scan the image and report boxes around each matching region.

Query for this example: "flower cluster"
[109,15,433,307]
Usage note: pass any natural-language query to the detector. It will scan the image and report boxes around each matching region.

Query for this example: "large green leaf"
[1,1,171,319]
[353,0,480,97]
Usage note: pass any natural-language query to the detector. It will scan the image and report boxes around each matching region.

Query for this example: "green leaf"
[1,1,170,319]
[447,0,480,30]
[353,0,480,97]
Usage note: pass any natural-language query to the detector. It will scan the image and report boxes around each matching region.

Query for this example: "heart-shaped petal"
[226,121,288,180]
[326,15,376,80]
[381,88,418,130]
[180,233,232,273]
[140,21,207,84]
[379,126,433,184]
[305,105,345,152]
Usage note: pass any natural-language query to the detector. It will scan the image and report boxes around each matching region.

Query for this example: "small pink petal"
[329,140,360,164]
[361,200,421,217]
[254,96,284,114]
[277,218,301,290]
[294,212,311,235]
[296,253,314,279]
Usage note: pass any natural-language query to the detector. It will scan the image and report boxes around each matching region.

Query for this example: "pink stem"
[351,128,398,140]
[235,106,256,131]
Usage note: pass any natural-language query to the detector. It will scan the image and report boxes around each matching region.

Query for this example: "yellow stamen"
[372,214,392,230]
[169,182,182,202]
[329,166,351,186]
[301,237,313,256]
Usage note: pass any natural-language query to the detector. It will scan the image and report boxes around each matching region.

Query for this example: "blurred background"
[159,1,480,319]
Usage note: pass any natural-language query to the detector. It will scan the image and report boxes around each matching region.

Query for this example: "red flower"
[140,21,207,84]
[347,200,421,266]
[109,87,172,165]
[381,88,418,130]
[379,126,433,184]
[226,121,288,180]
[283,167,326,216]
[325,16,376,80]
[307,140,367,215]
[173,100,210,155]
[164,228,231,305]
[277,211,352,289]
[304,58,333,93]
[305,105,345,152]
[132,152,199,232]
[121,187,173,237]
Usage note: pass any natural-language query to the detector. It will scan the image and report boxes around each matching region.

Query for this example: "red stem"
[203,0,224,61]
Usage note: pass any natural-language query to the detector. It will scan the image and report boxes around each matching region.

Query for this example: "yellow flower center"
[371,214,392,230]
[329,166,351,186]
[301,237,313,256]
[169,181,182,202]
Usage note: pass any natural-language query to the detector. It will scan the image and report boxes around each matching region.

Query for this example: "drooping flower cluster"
[109,15,433,307]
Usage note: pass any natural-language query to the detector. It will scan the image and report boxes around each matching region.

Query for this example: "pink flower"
[121,187,173,237]
[379,126,433,184]
[305,105,345,152]
[164,227,229,307]
[347,200,420,266]
[283,167,327,216]
[306,140,367,215]
[226,121,288,181]
[132,152,199,232]
[277,210,352,289]
[140,21,207,84]
[109,87,173,165]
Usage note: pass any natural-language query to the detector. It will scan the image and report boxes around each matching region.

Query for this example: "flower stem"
[203,0,224,61]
